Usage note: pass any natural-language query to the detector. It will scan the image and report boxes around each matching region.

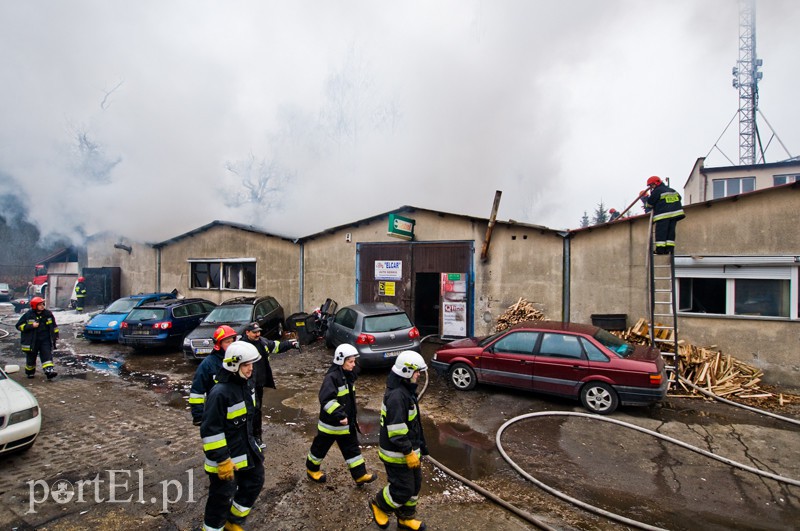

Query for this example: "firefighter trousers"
[374,462,422,518]
[76,295,85,312]
[25,338,54,376]
[654,219,678,253]
[204,464,264,529]
[306,429,367,480]
[253,385,264,440]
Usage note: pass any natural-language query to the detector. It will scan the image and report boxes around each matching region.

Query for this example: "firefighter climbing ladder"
[647,213,679,388]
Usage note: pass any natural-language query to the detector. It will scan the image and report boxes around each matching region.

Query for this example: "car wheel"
[449,363,477,391]
[580,382,619,414]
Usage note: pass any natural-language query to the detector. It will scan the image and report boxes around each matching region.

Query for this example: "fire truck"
[32,264,48,296]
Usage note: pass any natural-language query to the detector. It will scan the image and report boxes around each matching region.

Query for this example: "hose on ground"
[496,411,800,530]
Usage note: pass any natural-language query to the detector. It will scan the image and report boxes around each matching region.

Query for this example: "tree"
[592,201,609,225]
[223,153,294,209]
[579,211,590,228]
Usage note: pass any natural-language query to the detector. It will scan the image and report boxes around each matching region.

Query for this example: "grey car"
[325,302,421,369]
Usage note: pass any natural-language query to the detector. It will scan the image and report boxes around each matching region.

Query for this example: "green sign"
[447,273,462,281]
[387,214,415,240]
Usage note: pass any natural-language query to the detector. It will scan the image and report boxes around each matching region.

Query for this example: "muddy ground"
[0,308,798,531]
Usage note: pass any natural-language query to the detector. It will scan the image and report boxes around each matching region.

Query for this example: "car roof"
[506,320,600,335]
[124,292,175,300]
[134,298,212,309]
[345,302,405,315]
[220,296,276,306]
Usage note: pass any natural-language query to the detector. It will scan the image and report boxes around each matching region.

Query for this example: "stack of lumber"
[494,298,546,332]
[613,318,796,406]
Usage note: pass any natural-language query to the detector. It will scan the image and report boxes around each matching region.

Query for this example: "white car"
[0,364,41,455]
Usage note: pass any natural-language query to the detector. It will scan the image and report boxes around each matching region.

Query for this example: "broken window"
[190,260,255,291]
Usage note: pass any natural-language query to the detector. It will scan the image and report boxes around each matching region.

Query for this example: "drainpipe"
[558,231,571,322]
[297,240,304,313]
[156,246,162,292]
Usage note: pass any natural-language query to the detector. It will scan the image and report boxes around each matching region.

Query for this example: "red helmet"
[647,176,662,187]
[78,276,85,282]
[213,325,238,349]
[30,297,45,309]
[609,208,617,213]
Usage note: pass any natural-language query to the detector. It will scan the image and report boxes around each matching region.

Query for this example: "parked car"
[0,364,41,455]
[118,298,217,350]
[83,292,177,342]
[324,302,421,369]
[431,321,667,414]
[0,283,13,302]
[182,296,285,360]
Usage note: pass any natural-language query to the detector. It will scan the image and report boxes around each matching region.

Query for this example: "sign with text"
[375,260,402,280]
[387,214,415,240]
[378,281,395,296]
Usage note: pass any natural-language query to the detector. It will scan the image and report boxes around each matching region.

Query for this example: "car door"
[479,331,539,390]
[330,308,357,347]
[256,298,279,337]
[532,332,588,397]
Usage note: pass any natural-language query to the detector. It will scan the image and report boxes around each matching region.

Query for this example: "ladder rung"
[654,276,672,280]
[654,264,672,268]
[654,289,672,293]
[654,338,675,343]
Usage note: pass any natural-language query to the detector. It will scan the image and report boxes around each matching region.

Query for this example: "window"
[538,333,583,359]
[712,176,755,199]
[190,260,255,291]
[580,338,609,362]
[334,308,358,329]
[493,332,539,355]
[676,257,797,319]
[773,174,799,186]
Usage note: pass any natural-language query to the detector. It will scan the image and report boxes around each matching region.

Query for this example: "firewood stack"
[613,318,796,407]
[494,298,546,332]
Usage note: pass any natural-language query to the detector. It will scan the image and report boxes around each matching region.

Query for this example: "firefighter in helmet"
[15,297,59,380]
[190,325,238,426]
[370,351,429,531]
[74,276,87,313]
[305,344,377,486]
[645,175,685,254]
[200,341,264,531]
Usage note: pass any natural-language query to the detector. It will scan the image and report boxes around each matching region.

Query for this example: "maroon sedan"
[431,321,667,414]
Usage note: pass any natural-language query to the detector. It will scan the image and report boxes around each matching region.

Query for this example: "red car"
[431,321,667,414]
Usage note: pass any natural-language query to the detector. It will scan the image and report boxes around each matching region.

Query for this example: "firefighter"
[190,325,238,426]
[74,276,87,313]
[645,175,685,254]
[608,208,620,221]
[306,344,376,486]
[239,322,299,447]
[200,341,264,531]
[15,297,59,380]
[370,351,429,531]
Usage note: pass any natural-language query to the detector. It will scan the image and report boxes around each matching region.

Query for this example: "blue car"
[83,293,176,342]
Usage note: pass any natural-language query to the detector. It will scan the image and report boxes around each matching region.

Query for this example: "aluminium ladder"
[647,213,679,388]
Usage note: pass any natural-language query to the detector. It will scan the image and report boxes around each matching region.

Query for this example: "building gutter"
[558,231,572,322]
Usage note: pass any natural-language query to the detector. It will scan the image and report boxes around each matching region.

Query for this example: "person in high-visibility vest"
[75,276,87,312]
[645,176,685,254]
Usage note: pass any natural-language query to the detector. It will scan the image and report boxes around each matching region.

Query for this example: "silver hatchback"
[325,302,421,369]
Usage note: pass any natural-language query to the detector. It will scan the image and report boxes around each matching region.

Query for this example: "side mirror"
[4,364,21,374]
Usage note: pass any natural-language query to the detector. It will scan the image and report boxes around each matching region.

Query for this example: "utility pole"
[731,0,763,165]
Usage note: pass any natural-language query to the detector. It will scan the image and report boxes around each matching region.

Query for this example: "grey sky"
[1,0,798,243]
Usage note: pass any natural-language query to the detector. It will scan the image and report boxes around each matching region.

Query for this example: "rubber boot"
[306,469,327,483]
[355,472,377,486]
[223,523,244,531]
[397,517,427,531]
[368,500,390,530]
[44,367,58,380]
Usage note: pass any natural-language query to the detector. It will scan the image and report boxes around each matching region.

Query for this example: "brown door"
[357,243,413,312]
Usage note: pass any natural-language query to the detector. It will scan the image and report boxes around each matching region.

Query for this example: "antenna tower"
[731,0,762,165]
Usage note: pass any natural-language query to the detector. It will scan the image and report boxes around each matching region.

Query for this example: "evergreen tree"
[579,211,590,228]
[592,201,609,225]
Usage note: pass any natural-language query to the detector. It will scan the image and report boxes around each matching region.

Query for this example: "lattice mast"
[731,0,763,165]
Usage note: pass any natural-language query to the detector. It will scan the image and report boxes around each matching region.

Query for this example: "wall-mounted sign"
[375,260,402,280]
[387,214,415,240]
[378,281,396,296]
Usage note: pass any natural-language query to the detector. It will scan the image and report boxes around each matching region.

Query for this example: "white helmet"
[333,344,359,365]
[222,341,261,372]
[392,351,427,378]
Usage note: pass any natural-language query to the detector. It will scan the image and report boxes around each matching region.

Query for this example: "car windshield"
[593,328,635,357]
[363,313,413,333]
[127,308,167,321]
[204,305,252,323]
[104,298,139,314]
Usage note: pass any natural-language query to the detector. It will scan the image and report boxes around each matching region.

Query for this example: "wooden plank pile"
[494,298,546,332]
[614,318,797,407]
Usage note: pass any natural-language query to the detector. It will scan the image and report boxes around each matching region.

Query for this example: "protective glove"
[217,458,235,481]
[290,339,300,350]
[404,452,420,469]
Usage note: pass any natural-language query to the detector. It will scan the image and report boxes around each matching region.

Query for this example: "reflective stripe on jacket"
[316,363,358,436]
[378,372,426,464]
[647,183,685,223]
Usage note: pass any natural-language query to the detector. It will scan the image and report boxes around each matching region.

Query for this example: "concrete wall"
[301,209,564,336]
[85,233,158,296]
[157,225,300,312]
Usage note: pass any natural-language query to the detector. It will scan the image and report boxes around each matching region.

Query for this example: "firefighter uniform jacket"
[646,183,685,223]
[15,309,59,352]
[317,364,358,436]
[378,372,428,464]
[200,370,264,474]
[241,337,294,389]
[189,350,224,423]
[75,282,87,299]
